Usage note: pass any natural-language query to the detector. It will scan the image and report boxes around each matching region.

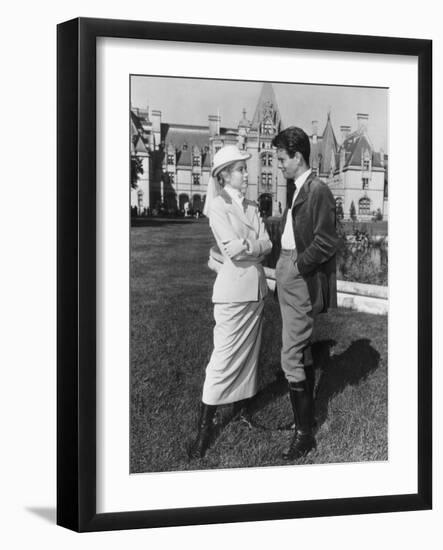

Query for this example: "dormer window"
[193,155,200,167]
[363,159,370,171]
[167,154,175,165]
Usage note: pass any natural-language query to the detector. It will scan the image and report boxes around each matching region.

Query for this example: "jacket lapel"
[219,188,255,230]
[292,172,314,211]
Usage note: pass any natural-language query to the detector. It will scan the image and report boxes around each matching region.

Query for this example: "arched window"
[193,194,202,211]
[179,194,189,210]
[358,197,371,215]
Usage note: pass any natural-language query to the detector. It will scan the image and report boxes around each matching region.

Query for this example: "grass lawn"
[130,219,388,473]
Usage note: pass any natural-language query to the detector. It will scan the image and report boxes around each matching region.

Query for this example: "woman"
[189,145,272,459]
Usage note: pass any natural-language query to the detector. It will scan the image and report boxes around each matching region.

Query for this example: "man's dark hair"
[272,126,311,166]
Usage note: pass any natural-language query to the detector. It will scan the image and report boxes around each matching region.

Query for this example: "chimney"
[340,125,351,143]
[357,113,368,132]
[312,120,319,136]
[151,110,162,133]
[137,105,150,120]
[209,114,221,137]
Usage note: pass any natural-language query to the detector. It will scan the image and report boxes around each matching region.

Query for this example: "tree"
[372,208,383,221]
[350,200,357,221]
[131,156,144,189]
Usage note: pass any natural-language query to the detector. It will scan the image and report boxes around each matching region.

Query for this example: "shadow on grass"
[314,338,380,429]
[241,337,380,432]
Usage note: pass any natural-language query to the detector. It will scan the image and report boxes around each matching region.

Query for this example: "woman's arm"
[209,200,248,260]
[245,212,272,258]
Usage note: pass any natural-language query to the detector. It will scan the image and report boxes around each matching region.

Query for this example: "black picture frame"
[57,17,432,532]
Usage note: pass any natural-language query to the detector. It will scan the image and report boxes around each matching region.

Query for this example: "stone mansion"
[130,83,388,220]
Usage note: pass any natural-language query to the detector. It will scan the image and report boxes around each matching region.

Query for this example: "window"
[167,154,175,165]
[193,174,200,185]
[262,153,272,166]
[358,197,371,215]
[168,172,175,184]
[261,172,272,190]
[263,122,273,135]
[363,159,370,171]
[192,155,200,167]
[362,177,369,189]
[261,153,272,167]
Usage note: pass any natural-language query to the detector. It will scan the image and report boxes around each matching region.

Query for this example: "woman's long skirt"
[202,299,265,405]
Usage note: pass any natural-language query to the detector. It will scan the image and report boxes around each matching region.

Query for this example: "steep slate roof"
[133,136,149,154]
[319,113,338,174]
[131,111,150,154]
[162,124,210,150]
[176,149,192,167]
[340,131,384,169]
[130,110,142,132]
[251,82,283,131]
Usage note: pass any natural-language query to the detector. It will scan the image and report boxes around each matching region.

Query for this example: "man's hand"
[222,239,247,259]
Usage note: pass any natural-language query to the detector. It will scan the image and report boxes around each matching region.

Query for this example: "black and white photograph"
[1,0,439,544]
[129,75,388,473]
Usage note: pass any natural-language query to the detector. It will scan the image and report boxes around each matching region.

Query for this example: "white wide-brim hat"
[211,145,251,177]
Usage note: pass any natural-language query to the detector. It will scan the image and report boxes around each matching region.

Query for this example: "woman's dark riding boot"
[282,380,316,460]
[188,403,217,459]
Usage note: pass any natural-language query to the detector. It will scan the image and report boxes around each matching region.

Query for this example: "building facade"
[130,83,388,220]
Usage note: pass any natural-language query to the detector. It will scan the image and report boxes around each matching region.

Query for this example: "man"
[272,126,339,460]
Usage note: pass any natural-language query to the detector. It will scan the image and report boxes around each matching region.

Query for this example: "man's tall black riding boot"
[188,403,217,459]
[282,380,316,460]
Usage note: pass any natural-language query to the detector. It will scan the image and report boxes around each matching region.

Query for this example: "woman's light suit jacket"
[209,189,272,303]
